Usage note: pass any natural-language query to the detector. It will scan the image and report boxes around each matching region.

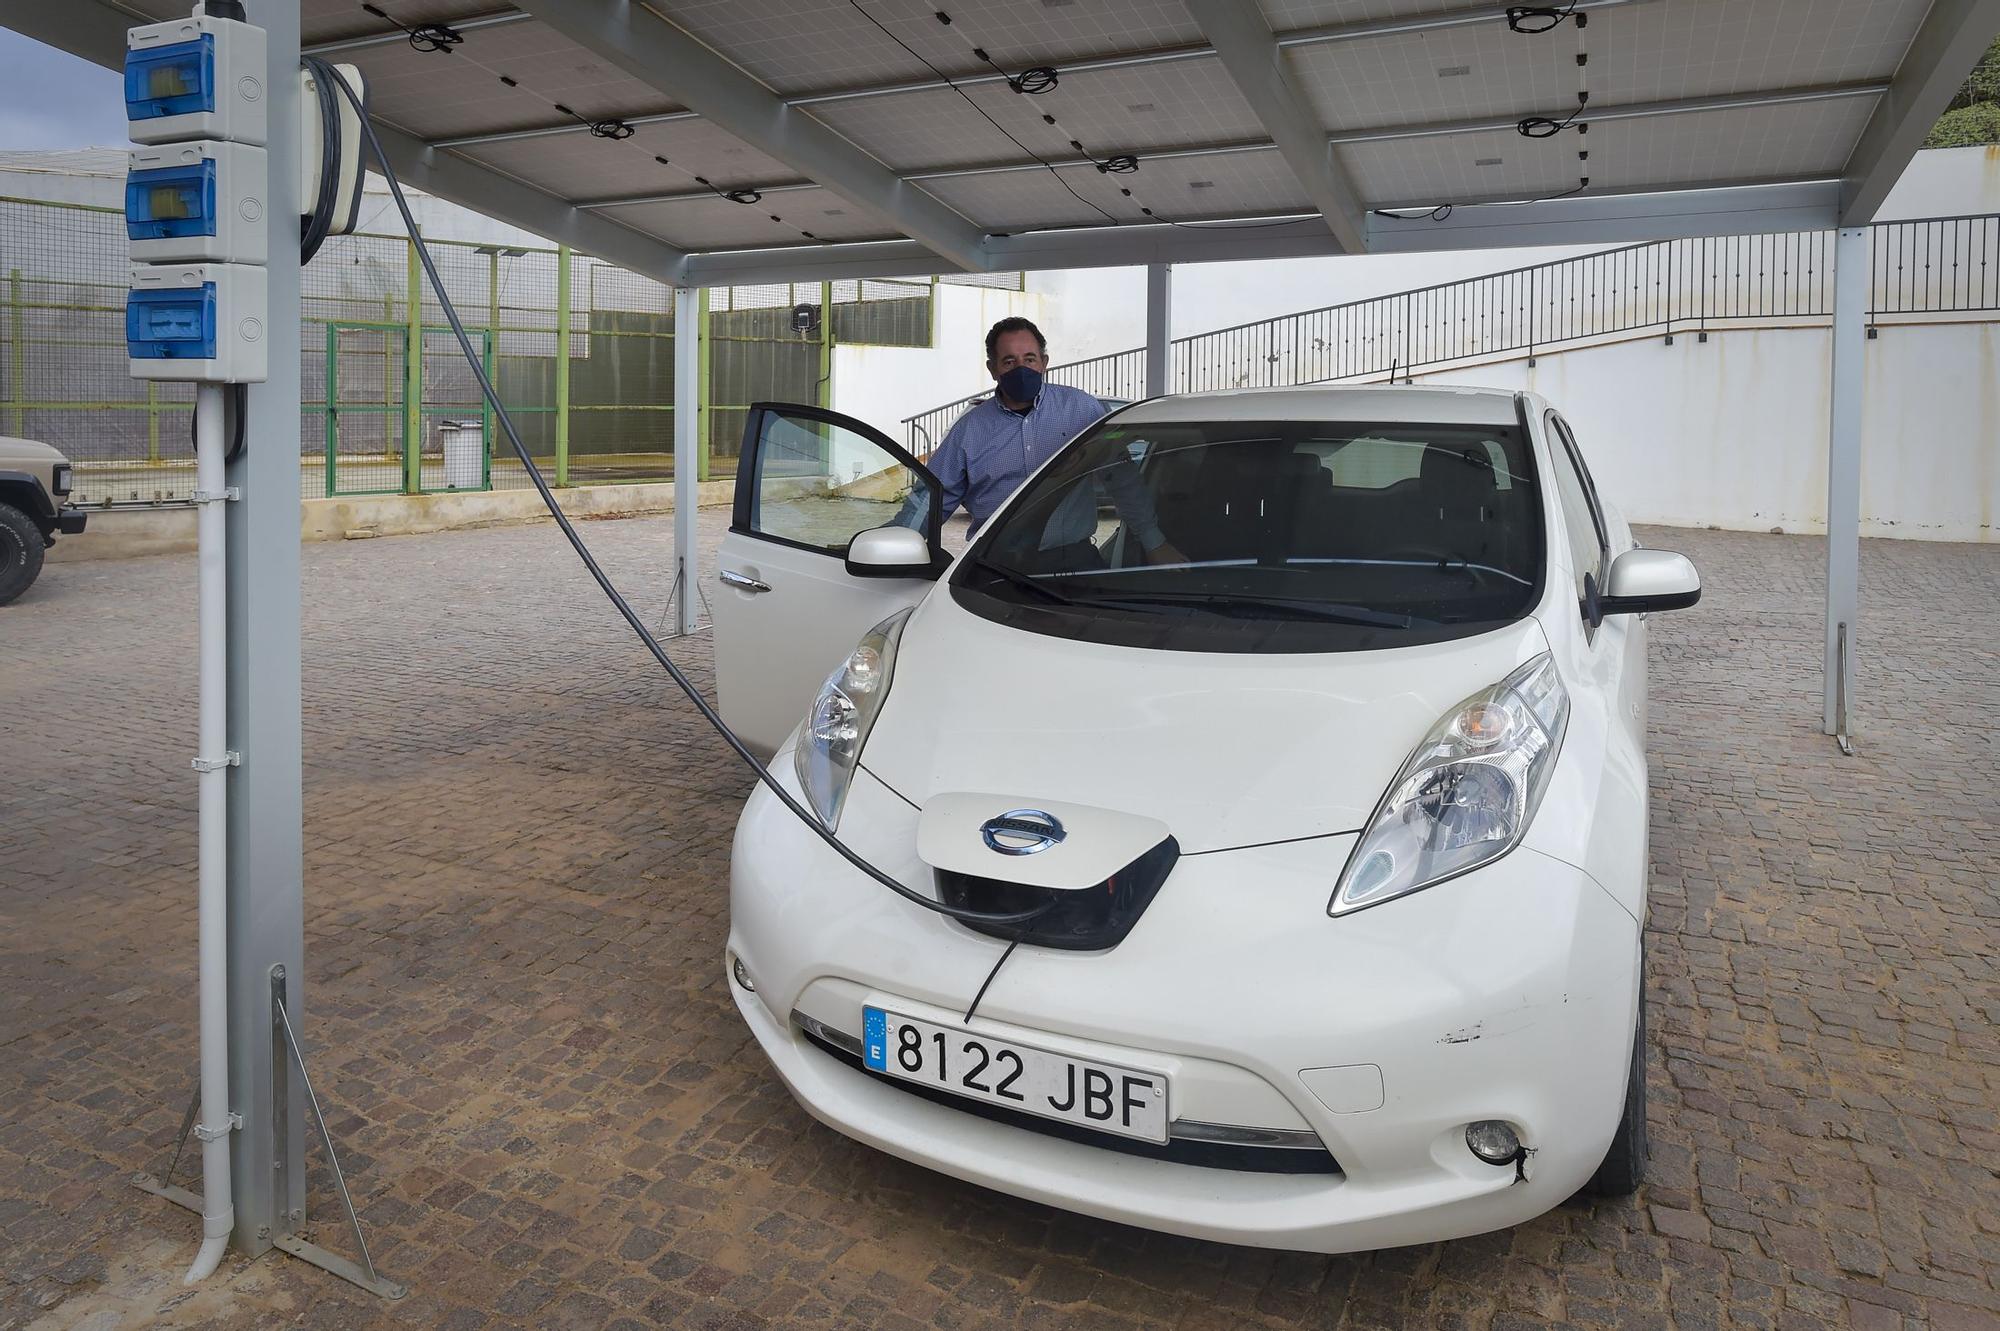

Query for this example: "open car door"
[713,402,945,754]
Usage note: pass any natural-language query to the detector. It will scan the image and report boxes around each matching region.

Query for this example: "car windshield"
[951,415,1545,653]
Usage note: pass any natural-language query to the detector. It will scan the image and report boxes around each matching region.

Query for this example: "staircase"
[903,213,2000,454]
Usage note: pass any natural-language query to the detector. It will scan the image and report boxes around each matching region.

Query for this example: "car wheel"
[1582,990,1648,1196]
[0,501,45,606]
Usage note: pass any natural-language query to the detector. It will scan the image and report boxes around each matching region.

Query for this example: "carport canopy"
[5,0,1996,1280]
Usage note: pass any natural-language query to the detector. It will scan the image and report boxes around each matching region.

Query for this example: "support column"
[226,0,306,1256]
[673,286,701,636]
[696,287,711,483]
[1143,263,1172,398]
[1823,226,1868,741]
[554,245,571,488]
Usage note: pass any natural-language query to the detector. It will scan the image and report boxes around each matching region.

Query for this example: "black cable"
[1506,2,1583,33]
[1518,92,1589,138]
[1371,176,1592,222]
[551,102,635,140]
[224,384,247,463]
[299,56,342,264]
[962,928,1032,1023]
[321,67,1047,930]
[360,4,463,54]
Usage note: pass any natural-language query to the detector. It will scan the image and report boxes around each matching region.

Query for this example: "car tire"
[0,501,45,606]
[1583,991,1648,1196]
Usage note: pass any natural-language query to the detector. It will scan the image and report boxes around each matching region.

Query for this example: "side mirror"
[1600,548,1701,616]
[845,523,936,578]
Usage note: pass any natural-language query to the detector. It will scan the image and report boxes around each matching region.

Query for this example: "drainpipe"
[185,382,236,1284]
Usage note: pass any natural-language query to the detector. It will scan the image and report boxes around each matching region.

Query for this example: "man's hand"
[1144,540,1187,567]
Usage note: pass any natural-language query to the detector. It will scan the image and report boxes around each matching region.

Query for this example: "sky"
[0,31,136,152]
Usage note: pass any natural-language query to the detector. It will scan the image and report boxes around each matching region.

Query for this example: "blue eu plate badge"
[862,1007,888,1071]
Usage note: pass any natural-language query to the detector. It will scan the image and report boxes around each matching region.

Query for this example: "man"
[925,317,1180,565]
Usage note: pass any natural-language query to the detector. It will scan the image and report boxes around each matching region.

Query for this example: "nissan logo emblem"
[980,809,1066,856]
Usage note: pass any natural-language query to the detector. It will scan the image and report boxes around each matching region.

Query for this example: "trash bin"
[437,419,485,490]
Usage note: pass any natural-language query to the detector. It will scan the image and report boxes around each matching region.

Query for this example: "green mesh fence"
[0,194,938,505]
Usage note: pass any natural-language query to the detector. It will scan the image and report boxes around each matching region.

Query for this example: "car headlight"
[52,463,73,496]
[795,609,912,829]
[1330,653,1570,916]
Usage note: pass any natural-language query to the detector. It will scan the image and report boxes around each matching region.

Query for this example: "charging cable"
[315,68,1050,930]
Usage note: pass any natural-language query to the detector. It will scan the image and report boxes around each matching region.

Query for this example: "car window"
[745,409,932,553]
[1544,413,1607,623]
[953,417,1546,654]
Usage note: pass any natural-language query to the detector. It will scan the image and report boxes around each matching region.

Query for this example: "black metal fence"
[903,214,2000,453]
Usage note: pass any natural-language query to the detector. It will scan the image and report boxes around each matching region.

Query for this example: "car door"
[713,402,945,755]
[1547,412,1644,747]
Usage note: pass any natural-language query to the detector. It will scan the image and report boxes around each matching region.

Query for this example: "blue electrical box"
[126,14,266,146]
[128,263,268,383]
[127,283,218,361]
[125,36,214,122]
[126,141,267,264]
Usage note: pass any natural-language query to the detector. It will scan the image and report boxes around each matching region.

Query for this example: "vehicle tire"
[1583,993,1648,1196]
[0,501,45,606]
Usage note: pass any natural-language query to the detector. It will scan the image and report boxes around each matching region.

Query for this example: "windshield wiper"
[1082,591,1422,629]
[965,554,1078,606]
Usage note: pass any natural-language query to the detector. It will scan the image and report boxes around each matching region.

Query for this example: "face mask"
[996,365,1044,406]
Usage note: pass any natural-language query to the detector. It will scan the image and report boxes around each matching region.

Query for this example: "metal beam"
[0,0,131,67]
[514,0,990,271]
[368,125,691,282]
[1332,81,1889,145]
[1824,227,1867,740]
[432,109,698,151]
[303,9,531,56]
[673,286,701,638]
[581,81,1882,213]
[1366,179,1840,253]
[1838,0,2000,224]
[419,0,1652,150]
[1144,0,1362,249]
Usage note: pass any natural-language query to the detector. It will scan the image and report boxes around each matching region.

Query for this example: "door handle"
[719,569,771,593]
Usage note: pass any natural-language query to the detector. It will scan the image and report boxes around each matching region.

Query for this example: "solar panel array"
[111,0,1937,267]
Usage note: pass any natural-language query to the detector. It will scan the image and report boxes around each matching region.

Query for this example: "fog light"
[1466,1120,1521,1165]
[731,955,755,992]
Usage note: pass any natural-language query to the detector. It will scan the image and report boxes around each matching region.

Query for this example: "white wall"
[830,283,1042,443]
[1410,322,1998,543]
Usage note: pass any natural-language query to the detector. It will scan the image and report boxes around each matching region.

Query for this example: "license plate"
[862,1006,1169,1143]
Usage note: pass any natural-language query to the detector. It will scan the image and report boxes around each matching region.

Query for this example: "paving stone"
[1,518,1995,1329]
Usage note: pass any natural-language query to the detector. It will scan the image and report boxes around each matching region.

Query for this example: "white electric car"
[713,386,1699,1255]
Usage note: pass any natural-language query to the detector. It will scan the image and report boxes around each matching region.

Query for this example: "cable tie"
[725,188,763,205]
[498,75,517,87]
[934,9,952,23]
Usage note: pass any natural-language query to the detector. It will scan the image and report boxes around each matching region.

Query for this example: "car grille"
[794,1015,1341,1176]
[937,837,1180,950]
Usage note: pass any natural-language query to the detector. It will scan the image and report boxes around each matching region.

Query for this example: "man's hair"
[985,316,1047,364]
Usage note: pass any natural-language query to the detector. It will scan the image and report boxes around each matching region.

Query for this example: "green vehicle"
[0,435,88,605]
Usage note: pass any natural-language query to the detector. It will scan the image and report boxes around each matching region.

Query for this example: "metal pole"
[1144,263,1172,397]
[555,245,571,488]
[673,286,701,636]
[403,234,422,494]
[1824,226,1867,743]
[818,279,834,407]
[226,0,306,1257]
[696,287,711,483]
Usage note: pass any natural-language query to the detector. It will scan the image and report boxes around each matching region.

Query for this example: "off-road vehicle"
[0,435,88,605]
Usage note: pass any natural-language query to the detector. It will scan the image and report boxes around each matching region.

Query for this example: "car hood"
[0,435,66,467]
[860,592,1552,855]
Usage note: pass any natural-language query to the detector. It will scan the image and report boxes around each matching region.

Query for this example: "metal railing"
[902,213,2000,453]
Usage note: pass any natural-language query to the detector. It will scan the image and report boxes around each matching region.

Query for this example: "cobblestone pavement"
[2,517,1995,1331]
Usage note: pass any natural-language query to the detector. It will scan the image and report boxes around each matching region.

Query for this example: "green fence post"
[7,269,22,436]
[555,244,571,488]
[696,286,711,482]
[403,234,423,494]
[147,381,160,464]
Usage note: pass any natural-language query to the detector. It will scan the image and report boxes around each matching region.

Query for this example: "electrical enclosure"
[128,262,269,383]
[126,13,268,147]
[128,140,269,265]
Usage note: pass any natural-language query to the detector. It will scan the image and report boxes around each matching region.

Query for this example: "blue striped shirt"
[928,384,1165,549]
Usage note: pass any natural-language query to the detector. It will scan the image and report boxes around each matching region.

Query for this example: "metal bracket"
[190,752,242,773]
[190,487,241,504]
[192,1112,242,1142]
[1833,622,1855,756]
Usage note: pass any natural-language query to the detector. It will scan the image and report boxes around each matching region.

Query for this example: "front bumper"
[728,762,1641,1254]
[55,507,86,536]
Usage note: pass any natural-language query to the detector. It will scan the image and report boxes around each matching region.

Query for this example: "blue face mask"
[996,364,1043,407]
